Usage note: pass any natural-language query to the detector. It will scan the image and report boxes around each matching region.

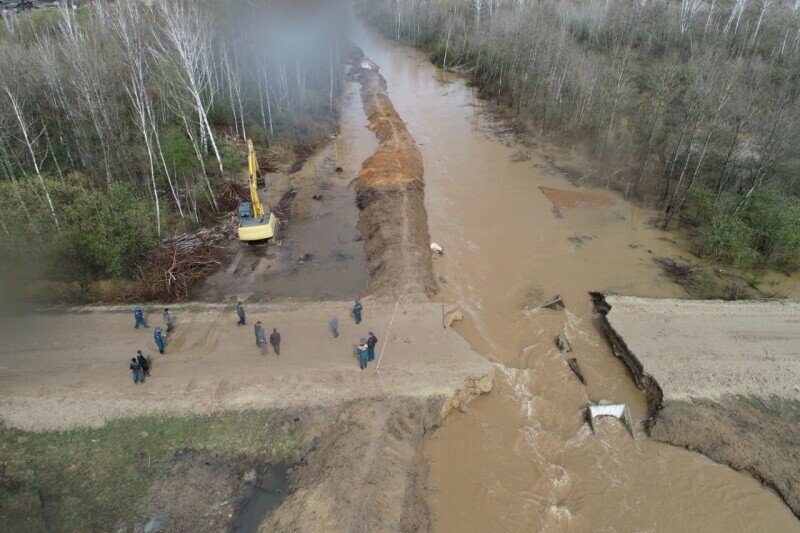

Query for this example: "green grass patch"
[0,410,306,531]
[733,395,800,420]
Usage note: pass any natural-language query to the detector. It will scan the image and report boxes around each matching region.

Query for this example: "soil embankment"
[593,293,800,516]
[262,397,442,532]
[347,46,437,298]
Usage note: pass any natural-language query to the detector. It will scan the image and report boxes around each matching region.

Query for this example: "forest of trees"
[0,0,345,290]
[361,0,800,272]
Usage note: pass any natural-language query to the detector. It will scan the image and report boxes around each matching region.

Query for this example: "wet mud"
[261,397,444,533]
[145,450,289,533]
[653,397,800,518]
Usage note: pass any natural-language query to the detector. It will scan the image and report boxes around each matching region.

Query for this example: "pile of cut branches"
[218,179,249,213]
[137,228,226,301]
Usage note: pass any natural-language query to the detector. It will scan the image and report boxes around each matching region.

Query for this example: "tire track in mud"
[347,45,437,299]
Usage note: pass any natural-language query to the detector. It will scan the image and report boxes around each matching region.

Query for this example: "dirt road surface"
[0,300,492,432]
[600,295,800,403]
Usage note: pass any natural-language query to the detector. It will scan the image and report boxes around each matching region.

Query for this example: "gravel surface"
[604,296,800,401]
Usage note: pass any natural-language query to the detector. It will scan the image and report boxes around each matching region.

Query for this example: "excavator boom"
[247,140,265,219]
[237,139,277,241]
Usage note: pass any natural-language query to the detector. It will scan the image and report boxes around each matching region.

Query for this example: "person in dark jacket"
[352,300,363,324]
[236,302,246,326]
[130,357,144,384]
[330,316,339,339]
[367,331,378,362]
[270,328,281,355]
[255,322,268,355]
[134,306,148,329]
[136,350,150,377]
[153,327,165,354]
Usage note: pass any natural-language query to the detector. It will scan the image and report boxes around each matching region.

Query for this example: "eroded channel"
[347,18,800,532]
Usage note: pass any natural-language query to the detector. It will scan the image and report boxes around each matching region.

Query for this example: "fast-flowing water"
[347,19,799,532]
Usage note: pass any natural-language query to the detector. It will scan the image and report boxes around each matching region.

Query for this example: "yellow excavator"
[237,139,278,242]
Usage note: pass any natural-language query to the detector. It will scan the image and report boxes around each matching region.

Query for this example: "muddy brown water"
[346,19,800,532]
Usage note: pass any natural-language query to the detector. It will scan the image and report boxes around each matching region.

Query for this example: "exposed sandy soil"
[593,294,800,516]
[263,396,446,533]
[347,45,437,299]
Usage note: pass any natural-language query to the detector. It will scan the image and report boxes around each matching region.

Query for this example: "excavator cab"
[238,140,278,242]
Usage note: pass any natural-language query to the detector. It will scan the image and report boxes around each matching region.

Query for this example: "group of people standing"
[357,331,378,370]
[128,298,379,384]
[236,301,281,356]
[255,321,281,355]
[129,307,174,384]
[349,300,379,369]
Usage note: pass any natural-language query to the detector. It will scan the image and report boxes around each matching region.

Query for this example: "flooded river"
[347,19,799,532]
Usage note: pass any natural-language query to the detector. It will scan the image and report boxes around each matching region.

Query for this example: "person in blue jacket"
[357,338,369,370]
[134,306,148,329]
[153,327,166,354]
[353,300,363,324]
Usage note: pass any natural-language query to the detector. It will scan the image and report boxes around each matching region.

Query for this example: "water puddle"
[230,465,289,533]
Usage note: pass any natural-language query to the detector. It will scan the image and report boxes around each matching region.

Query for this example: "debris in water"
[587,403,636,440]
[430,242,444,256]
[569,235,596,248]
[444,308,464,327]
[567,358,586,384]
[556,327,572,353]
[541,295,565,311]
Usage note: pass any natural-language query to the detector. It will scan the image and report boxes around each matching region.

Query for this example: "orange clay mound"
[539,186,611,212]
[354,60,423,187]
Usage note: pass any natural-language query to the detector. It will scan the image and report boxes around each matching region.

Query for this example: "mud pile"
[262,396,442,532]
[348,46,436,298]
